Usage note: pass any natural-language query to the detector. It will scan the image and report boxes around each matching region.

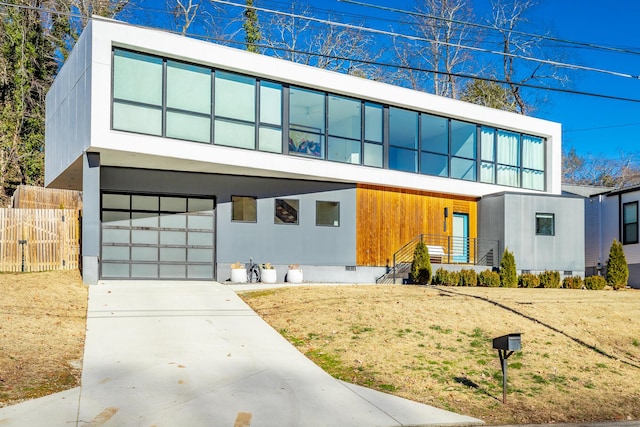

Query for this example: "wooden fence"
[0,209,80,272]
[11,185,82,210]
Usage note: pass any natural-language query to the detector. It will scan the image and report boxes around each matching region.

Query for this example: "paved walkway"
[0,281,483,426]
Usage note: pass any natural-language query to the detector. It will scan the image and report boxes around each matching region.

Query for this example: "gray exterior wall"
[100,167,360,282]
[479,193,585,276]
[45,23,92,187]
[82,154,101,285]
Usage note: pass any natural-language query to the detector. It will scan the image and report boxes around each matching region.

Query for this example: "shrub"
[433,268,459,286]
[448,271,460,286]
[499,249,517,288]
[562,276,583,289]
[432,267,447,285]
[478,269,500,287]
[584,275,606,290]
[411,242,432,285]
[606,239,629,290]
[518,273,539,288]
[458,269,478,286]
[539,270,561,289]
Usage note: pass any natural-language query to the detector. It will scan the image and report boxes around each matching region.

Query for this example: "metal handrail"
[389,234,500,284]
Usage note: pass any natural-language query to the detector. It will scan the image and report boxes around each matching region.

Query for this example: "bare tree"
[171,0,201,35]
[562,148,640,188]
[490,0,569,114]
[394,0,476,97]
[258,3,382,78]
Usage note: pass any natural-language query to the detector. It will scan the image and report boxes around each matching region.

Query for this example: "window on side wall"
[316,201,340,227]
[623,201,638,244]
[535,213,554,236]
[232,196,257,222]
[275,199,299,224]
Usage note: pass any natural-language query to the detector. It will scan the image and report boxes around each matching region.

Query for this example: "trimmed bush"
[499,249,517,288]
[539,270,561,289]
[562,276,583,289]
[447,271,460,286]
[606,239,629,290]
[478,269,500,287]
[433,268,459,286]
[411,242,432,285]
[458,269,478,287]
[432,268,447,286]
[584,275,606,290]
[518,273,540,288]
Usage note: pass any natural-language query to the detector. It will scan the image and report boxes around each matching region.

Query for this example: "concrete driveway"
[0,281,483,426]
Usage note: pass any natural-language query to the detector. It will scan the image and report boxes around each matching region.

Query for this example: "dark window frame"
[535,212,555,236]
[316,201,340,227]
[623,201,638,245]
[231,195,257,223]
[111,47,547,190]
[274,198,299,225]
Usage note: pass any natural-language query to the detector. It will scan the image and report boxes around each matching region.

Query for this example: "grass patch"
[242,284,640,425]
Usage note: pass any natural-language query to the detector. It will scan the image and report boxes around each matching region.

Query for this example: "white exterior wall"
[46,18,563,198]
[44,24,92,187]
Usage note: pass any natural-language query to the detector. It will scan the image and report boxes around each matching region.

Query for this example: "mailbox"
[492,333,521,352]
[493,333,522,404]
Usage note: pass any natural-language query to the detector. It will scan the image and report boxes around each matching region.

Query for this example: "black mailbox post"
[493,333,521,404]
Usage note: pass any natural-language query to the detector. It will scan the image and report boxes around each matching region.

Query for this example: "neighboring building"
[566,184,640,288]
[45,19,583,285]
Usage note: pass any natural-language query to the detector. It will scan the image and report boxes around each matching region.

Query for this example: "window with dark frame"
[535,213,555,236]
[111,48,547,191]
[623,201,638,244]
[275,199,299,224]
[231,196,257,222]
[316,201,340,227]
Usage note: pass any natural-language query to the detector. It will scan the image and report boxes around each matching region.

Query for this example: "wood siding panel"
[356,184,478,266]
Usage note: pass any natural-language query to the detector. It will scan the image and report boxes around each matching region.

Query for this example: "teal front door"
[453,213,469,263]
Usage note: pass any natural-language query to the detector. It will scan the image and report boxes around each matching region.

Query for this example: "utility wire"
[339,0,640,57]
[1,1,639,104]
[3,0,638,79]
[211,0,640,79]
[564,122,640,133]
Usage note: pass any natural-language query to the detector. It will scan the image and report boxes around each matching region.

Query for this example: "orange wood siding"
[356,184,478,266]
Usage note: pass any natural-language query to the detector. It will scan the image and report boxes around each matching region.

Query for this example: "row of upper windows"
[111,48,546,191]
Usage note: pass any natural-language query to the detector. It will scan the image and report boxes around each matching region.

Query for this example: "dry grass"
[0,270,87,407]
[241,285,640,425]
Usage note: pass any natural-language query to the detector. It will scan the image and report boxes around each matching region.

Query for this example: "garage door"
[101,193,216,280]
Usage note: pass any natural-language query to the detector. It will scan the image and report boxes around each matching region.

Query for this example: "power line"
[564,122,640,133]
[211,0,640,80]
[1,1,639,104]
[339,0,640,57]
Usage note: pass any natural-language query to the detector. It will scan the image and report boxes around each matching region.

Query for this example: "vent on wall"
[345,266,357,271]
[564,270,572,276]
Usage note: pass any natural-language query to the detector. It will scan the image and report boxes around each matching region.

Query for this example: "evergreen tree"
[411,242,432,285]
[606,239,628,290]
[499,249,517,288]
[0,1,55,205]
[460,79,518,112]
[243,0,261,53]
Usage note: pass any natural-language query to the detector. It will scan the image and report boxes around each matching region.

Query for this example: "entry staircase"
[376,234,500,284]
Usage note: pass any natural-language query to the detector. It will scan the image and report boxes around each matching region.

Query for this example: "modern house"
[45,18,584,285]
[565,184,640,288]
